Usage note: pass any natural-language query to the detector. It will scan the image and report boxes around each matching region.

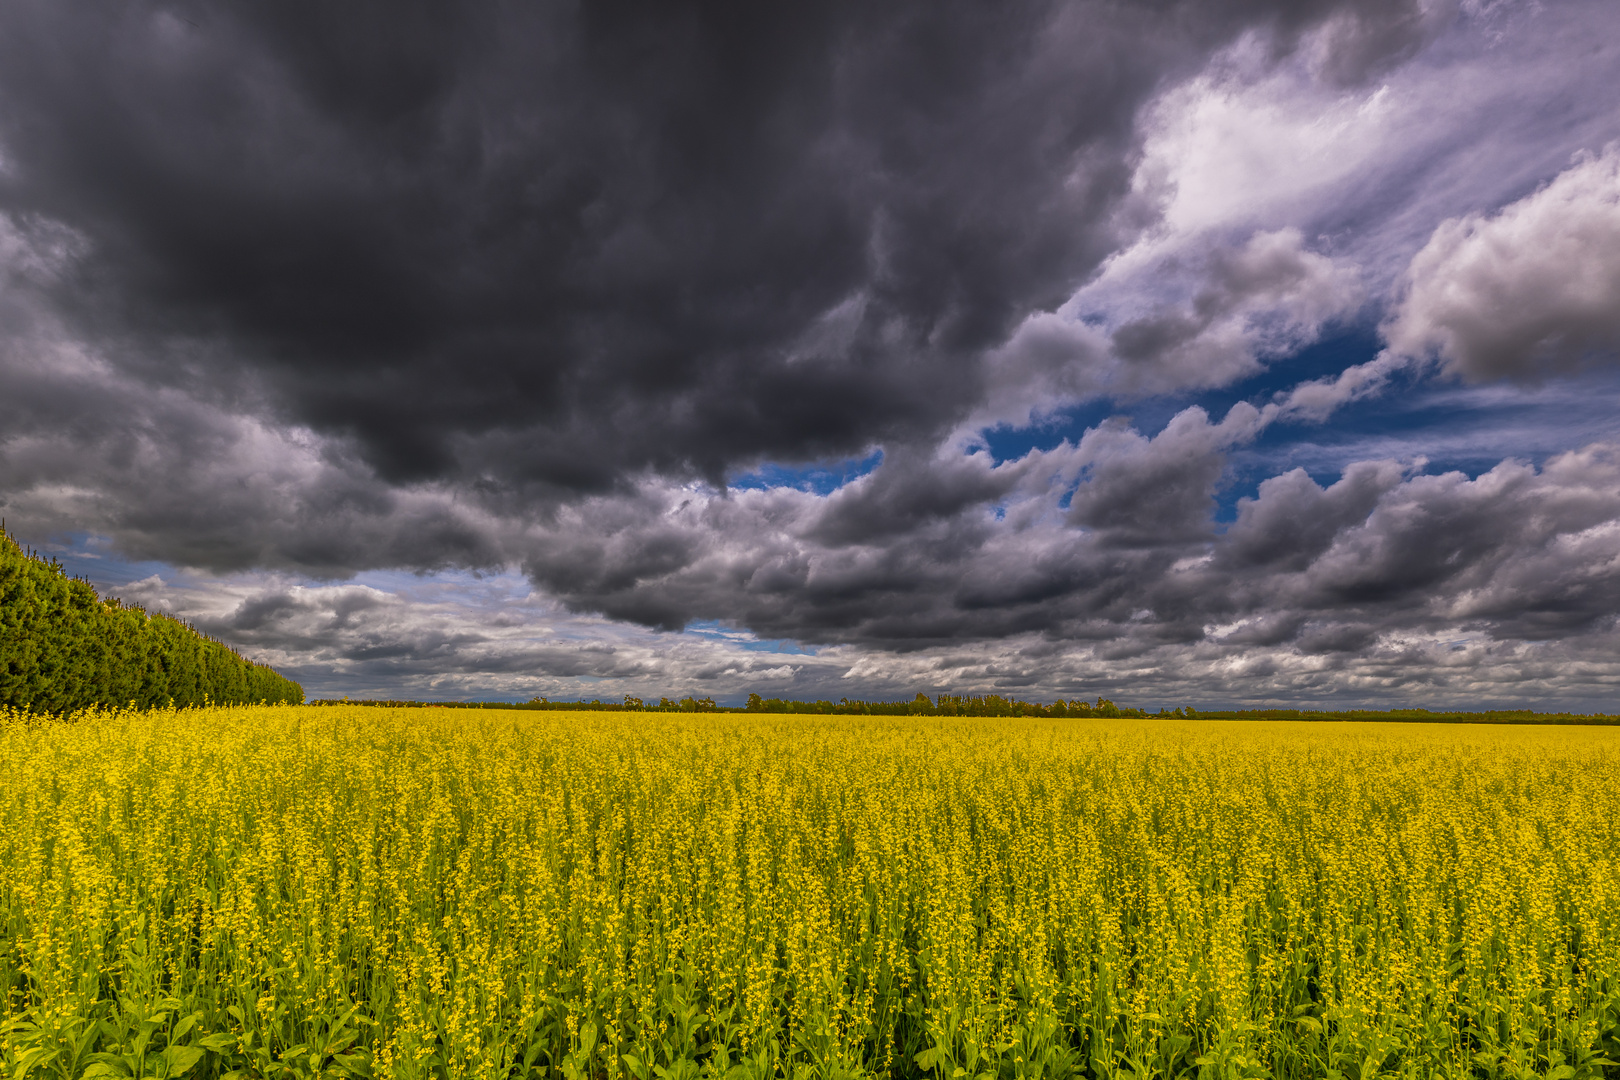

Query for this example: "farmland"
[2,705,1618,1079]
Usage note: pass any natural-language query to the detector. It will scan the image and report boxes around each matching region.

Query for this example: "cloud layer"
[4,0,1620,706]
[108,430,1620,707]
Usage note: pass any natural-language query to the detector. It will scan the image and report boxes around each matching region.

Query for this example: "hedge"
[1,529,303,710]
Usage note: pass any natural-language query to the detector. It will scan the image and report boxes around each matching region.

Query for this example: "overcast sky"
[4,0,1620,708]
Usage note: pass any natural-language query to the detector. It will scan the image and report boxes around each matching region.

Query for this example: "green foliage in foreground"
[0,530,303,710]
[3,705,1619,1079]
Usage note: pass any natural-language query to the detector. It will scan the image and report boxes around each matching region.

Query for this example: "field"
[2,707,1618,1080]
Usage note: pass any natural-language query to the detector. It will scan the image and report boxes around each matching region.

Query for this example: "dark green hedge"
[1,530,303,710]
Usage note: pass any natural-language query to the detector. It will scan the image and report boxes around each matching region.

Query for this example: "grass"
[2,704,1618,1079]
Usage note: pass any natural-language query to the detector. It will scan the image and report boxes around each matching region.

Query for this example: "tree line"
[307,693,1167,716]
[739,693,1162,716]
[300,697,1617,724]
[1,528,304,711]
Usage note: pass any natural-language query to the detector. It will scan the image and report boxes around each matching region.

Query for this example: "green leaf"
[914,1047,948,1072]
[11,1046,56,1080]
[81,1066,125,1079]
[1546,1067,1575,1080]
[332,1050,375,1078]
[580,1020,598,1055]
[85,1052,133,1073]
[163,1045,207,1077]
[198,1033,238,1052]
[171,1013,199,1041]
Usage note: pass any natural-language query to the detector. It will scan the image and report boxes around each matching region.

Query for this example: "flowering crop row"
[1,706,1617,1078]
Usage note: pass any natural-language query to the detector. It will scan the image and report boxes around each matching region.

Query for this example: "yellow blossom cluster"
[1,704,1617,1079]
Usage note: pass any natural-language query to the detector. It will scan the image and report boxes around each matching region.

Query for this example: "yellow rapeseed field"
[1,705,1617,1079]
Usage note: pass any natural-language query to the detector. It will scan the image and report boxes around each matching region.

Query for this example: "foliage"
[3,705,1619,1079]
[0,530,303,710]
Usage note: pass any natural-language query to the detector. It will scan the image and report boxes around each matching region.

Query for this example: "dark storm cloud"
[1066,404,1262,546]
[496,421,1620,659]
[1218,461,1408,572]
[1308,0,1457,86]
[1107,228,1361,381]
[193,582,661,679]
[7,0,1620,707]
[0,345,505,574]
[100,424,1620,706]
[0,0,1445,501]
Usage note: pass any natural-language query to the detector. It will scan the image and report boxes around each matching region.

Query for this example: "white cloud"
[976,228,1361,430]
[1266,347,1415,422]
[1384,146,1620,378]
[1105,228,1363,394]
[973,1,1620,431]
[1122,41,1397,246]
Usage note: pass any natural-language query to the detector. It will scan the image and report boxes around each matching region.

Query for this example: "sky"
[3,0,1620,709]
